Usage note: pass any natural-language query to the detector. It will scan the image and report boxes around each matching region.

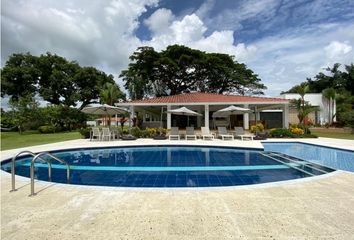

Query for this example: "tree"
[1,53,40,101]
[99,82,126,126]
[100,82,125,105]
[1,52,118,109]
[290,85,318,129]
[120,45,266,99]
[284,62,354,127]
[9,95,43,133]
[73,67,116,109]
[322,88,336,124]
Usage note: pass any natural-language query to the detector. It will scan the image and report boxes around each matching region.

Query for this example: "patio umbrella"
[212,105,252,129]
[167,107,202,126]
[81,104,128,126]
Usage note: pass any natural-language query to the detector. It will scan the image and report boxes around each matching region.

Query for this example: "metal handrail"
[10,151,52,192]
[30,152,70,196]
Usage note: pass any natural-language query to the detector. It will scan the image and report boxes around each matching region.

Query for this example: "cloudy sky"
[2,0,354,97]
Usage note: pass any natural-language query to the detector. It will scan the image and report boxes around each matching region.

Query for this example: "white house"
[280,93,336,125]
[118,92,290,130]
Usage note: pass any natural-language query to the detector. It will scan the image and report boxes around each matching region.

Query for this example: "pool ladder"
[10,151,70,196]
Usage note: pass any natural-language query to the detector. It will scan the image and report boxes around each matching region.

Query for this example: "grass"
[311,131,354,140]
[1,131,82,151]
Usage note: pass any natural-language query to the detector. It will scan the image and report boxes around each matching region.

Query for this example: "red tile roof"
[126,92,288,104]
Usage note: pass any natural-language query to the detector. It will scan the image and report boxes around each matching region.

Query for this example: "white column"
[142,110,146,122]
[282,104,289,128]
[130,106,135,127]
[243,104,249,130]
[167,105,171,129]
[197,106,202,128]
[204,105,209,128]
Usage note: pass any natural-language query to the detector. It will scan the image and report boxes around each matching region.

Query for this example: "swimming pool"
[262,142,354,172]
[1,146,334,188]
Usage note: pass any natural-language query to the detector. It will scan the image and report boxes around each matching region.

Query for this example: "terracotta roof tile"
[126,92,288,104]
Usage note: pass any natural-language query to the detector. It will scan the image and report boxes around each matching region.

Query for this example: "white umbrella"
[81,104,128,126]
[212,105,252,117]
[212,105,252,129]
[167,107,202,116]
[167,107,202,127]
[81,104,128,115]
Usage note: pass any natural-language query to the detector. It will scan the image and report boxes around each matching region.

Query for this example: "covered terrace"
[118,92,289,130]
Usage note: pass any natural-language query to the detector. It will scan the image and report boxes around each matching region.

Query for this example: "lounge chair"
[101,127,112,141]
[169,127,180,140]
[217,127,234,140]
[90,127,101,141]
[201,127,214,140]
[185,127,197,140]
[234,127,254,141]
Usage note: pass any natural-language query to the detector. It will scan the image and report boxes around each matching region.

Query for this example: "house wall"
[280,93,335,125]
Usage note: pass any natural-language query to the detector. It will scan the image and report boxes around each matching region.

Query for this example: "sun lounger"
[185,127,197,140]
[201,127,214,140]
[234,127,254,141]
[169,127,180,140]
[217,127,234,140]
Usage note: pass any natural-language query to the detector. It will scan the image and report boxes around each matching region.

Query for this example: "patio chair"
[101,127,112,141]
[201,127,214,140]
[185,127,197,140]
[234,127,254,141]
[217,127,234,140]
[90,127,101,141]
[169,127,180,140]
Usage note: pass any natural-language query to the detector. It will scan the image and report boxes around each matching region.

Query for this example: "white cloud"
[324,41,352,59]
[144,13,256,61]
[144,8,174,35]
[1,0,354,99]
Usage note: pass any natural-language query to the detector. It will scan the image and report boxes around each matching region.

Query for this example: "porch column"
[167,105,171,129]
[204,105,209,128]
[142,110,146,122]
[243,104,249,130]
[129,105,134,130]
[282,104,289,128]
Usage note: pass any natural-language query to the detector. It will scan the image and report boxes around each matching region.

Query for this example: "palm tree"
[99,83,125,126]
[291,84,318,132]
[322,88,336,124]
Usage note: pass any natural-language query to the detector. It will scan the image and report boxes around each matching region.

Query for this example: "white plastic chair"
[101,128,112,141]
[90,127,101,141]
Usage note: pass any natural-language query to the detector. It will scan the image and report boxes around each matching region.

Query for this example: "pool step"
[262,152,333,175]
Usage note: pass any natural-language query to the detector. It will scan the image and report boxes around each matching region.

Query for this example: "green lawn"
[311,131,354,140]
[1,131,82,151]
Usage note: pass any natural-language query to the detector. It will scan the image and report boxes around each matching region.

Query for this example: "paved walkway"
[1,138,354,239]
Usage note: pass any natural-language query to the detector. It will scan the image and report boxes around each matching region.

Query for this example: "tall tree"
[1,53,40,101]
[120,45,266,99]
[1,52,118,108]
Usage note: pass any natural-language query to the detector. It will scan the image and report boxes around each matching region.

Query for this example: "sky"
[1,0,354,98]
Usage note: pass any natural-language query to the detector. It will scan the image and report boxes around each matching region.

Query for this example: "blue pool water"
[262,142,354,172]
[1,146,333,188]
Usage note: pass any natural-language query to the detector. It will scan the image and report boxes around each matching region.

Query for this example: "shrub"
[290,127,304,135]
[250,123,264,133]
[38,125,58,134]
[145,128,157,137]
[131,127,142,138]
[79,128,92,139]
[269,128,294,138]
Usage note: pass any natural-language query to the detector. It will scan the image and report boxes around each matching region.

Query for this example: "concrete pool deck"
[1,138,354,239]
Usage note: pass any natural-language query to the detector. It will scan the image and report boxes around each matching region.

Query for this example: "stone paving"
[1,138,354,239]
